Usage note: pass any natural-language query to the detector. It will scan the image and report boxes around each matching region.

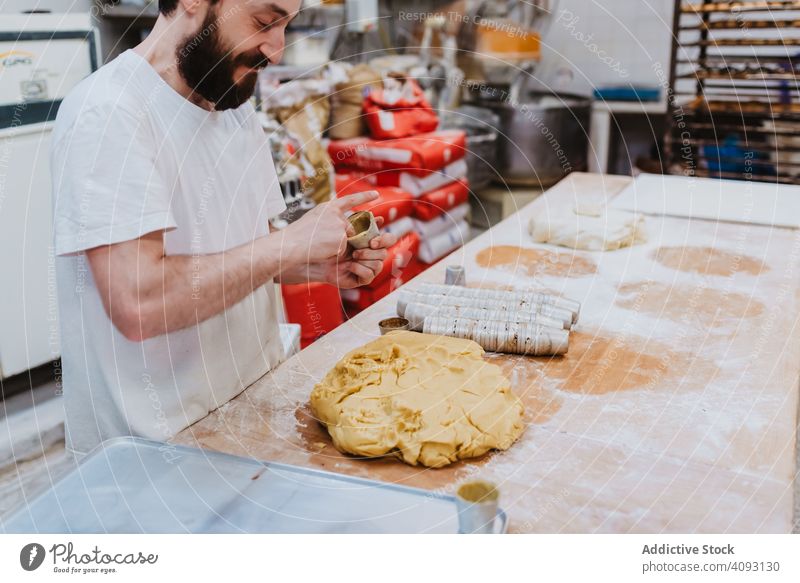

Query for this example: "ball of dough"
[310,331,525,468]
[529,205,647,251]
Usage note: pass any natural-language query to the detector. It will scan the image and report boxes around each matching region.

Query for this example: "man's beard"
[176,9,270,111]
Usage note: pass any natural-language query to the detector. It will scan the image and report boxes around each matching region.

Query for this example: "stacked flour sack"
[396,283,581,356]
[336,175,424,311]
[331,132,471,267]
[403,158,470,265]
[361,79,470,265]
[328,77,471,313]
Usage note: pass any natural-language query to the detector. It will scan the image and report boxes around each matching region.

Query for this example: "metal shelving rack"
[666,0,800,184]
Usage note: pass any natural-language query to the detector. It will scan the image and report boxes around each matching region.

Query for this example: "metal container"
[455,480,501,534]
[476,86,591,187]
[444,265,467,286]
[347,210,379,249]
[439,105,500,190]
[378,317,410,335]
[397,289,574,329]
[402,302,565,333]
[423,315,570,356]
[416,283,581,320]
[2,437,508,534]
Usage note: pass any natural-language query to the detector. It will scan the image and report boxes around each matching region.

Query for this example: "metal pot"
[476,84,591,187]
[439,105,500,190]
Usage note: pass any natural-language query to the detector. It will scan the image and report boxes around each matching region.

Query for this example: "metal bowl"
[475,88,591,187]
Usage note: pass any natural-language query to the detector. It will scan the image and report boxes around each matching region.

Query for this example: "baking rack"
[666,0,800,184]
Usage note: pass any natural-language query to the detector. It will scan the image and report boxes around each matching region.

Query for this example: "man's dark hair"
[159,0,219,16]
[158,0,180,15]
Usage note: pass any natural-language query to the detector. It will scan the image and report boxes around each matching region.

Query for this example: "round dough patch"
[310,331,525,468]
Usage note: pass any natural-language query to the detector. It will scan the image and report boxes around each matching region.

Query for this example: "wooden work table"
[173,172,800,533]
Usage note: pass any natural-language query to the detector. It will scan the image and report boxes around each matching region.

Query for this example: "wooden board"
[173,173,800,533]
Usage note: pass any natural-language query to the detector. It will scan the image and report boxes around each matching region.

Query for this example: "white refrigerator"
[0,13,98,379]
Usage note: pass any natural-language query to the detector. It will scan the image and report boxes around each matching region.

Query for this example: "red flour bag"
[363,79,439,139]
[281,282,343,347]
[373,170,401,187]
[413,178,470,221]
[369,230,421,287]
[335,171,376,196]
[328,131,467,175]
[373,158,467,194]
[340,247,425,311]
[349,186,415,225]
[328,137,372,170]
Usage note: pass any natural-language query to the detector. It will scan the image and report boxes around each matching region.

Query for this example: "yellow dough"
[309,331,525,468]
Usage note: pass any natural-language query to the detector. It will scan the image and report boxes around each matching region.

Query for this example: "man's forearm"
[126,231,302,340]
[276,261,330,285]
[90,190,385,341]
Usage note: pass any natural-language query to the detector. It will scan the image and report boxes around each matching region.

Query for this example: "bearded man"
[50,0,394,457]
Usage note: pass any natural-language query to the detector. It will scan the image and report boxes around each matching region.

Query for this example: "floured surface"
[174,173,800,533]
[464,175,800,484]
[610,172,800,228]
[310,331,525,468]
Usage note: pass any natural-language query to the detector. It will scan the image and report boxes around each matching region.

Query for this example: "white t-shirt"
[51,50,287,457]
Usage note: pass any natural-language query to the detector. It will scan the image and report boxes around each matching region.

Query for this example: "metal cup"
[378,317,410,335]
[347,211,380,249]
[445,265,467,286]
[455,480,500,534]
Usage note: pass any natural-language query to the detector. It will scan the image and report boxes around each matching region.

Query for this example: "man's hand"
[321,216,397,289]
[278,191,398,288]
[281,190,380,264]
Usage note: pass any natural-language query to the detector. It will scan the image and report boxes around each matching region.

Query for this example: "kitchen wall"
[535,0,674,97]
[533,0,674,175]
[0,0,94,13]
[391,0,675,98]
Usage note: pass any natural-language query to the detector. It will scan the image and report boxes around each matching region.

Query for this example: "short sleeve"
[245,111,286,221]
[264,156,287,220]
[51,103,177,256]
